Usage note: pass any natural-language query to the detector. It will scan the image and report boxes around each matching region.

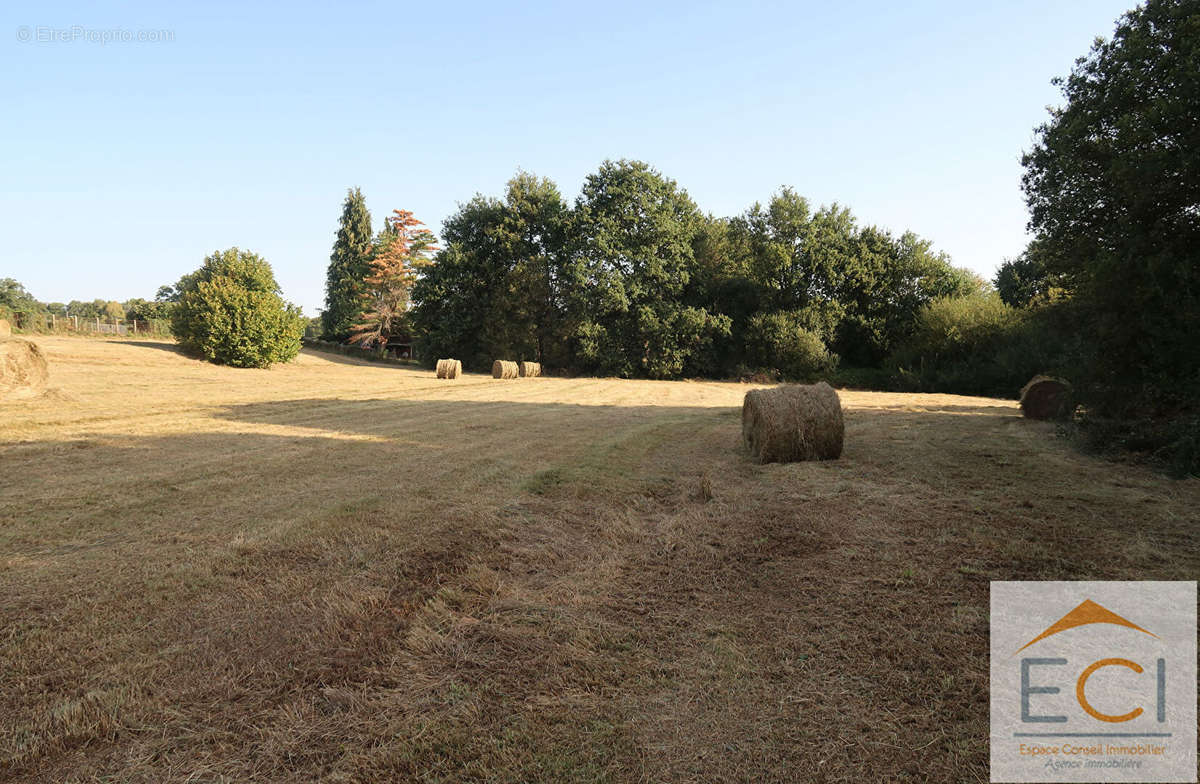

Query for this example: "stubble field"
[2,336,1197,782]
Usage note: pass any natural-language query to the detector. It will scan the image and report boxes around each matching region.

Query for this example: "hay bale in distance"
[519,361,541,378]
[492,360,519,379]
[0,338,48,399]
[742,382,844,463]
[436,358,462,379]
[1019,375,1073,420]
[0,319,10,337]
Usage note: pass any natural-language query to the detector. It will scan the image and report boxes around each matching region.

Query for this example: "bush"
[171,248,306,368]
[746,311,838,381]
[889,293,1027,397]
[1076,414,1200,479]
[889,293,1088,399]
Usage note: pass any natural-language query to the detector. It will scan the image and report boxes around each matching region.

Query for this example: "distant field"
[2,337,1197,782]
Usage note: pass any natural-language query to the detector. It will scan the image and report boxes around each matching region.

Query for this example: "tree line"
[324,163,983,381]
[0,279,173,324]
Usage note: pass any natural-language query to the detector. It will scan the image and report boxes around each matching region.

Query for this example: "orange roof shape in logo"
[1015,599,1158,654]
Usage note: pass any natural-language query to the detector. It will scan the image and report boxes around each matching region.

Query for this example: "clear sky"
[4,0,1134,315]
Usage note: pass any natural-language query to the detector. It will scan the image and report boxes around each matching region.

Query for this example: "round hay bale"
[446,359,461,379]
[0,338,48,399]
[742,381,843,463]
[519,361,541,378]
[492,360,519,379]
[0,319,10,337]
[1019,375,1073,420]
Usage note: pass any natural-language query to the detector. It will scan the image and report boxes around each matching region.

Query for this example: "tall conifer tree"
[322,187,373,340]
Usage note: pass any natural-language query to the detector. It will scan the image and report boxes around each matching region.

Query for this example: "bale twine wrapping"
[436,358,462,379]
[742,382,844,463]
[519,361,541,378]
[1019,375,1073,420]
[492,360,519,379]
[0,338,49,399]
[0,319,10,337]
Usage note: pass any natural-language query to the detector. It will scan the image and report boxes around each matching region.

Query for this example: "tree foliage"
[322,187,374,341]
[570,160,728,378]
[412,173,571,369]
[349,209,438,351]
[411,161,975,381]
[171,248,306,368]
[1021,0,1200,420]
[0,278,45,318]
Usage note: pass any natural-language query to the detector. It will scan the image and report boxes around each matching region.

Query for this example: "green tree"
[994,241,1068,308]
[834,228,980,365]
[570,159,728,377]
[412,172,571,369]
[124,298,173,321]
[0,278,46,316]
[66,300,102,318]
[322,187,373,341]
[172,248,306,368]
[1021,0,1200,425]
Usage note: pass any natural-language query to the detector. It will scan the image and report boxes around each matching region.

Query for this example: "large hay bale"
[0,319,10,337]
[519,361,541,378]
[492,360,519,379]
[1019,375,1073,420]
[742,382,844,463]
[0,338,48,399]
[436,358,462,379]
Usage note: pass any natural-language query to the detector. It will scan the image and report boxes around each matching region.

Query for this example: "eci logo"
[990,581,1196,783]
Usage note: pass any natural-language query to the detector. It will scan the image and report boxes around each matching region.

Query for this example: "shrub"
[745,311,838,381]
[171,248,306,368]
[889,293,1029,397]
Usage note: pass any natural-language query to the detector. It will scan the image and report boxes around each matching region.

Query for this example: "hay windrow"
[1019,375,1073,420]
[436,359,461,379]
[492,360,519,380]
[742,382,844,463]
[518,361,541,378]
[0,338,49,399]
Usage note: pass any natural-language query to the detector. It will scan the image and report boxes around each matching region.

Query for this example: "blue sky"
[4,1,1133,315]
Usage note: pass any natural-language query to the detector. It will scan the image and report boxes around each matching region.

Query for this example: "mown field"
[2,337,1197,783]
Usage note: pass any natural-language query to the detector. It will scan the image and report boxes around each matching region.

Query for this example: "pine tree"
[322,187,373,341]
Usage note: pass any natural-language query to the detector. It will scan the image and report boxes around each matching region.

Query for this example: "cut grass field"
[2,337,1197,782]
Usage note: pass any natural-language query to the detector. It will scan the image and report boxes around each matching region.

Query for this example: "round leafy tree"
[171,248,306,368]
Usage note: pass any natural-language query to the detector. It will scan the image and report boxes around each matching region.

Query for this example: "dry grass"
[1,337,1198,782]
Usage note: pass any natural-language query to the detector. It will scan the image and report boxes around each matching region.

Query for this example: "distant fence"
[4,312,172,337]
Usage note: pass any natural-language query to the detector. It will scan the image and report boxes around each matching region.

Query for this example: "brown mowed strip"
[1,337,1197,782]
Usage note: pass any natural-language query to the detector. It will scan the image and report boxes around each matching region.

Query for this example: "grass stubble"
[0,337,1197,782]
